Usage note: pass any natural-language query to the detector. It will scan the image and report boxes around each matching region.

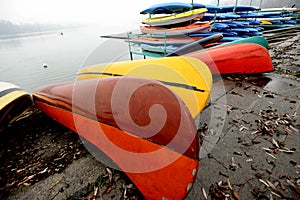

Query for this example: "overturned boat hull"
[33,77,200,199]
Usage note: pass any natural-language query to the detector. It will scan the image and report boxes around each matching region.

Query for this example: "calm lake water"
[0,26,132,93]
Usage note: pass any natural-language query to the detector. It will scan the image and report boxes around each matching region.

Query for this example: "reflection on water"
[0,26,128,93]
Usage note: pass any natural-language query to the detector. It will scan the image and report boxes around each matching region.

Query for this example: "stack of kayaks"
[126,2,277,75]
[130,2,299,56]
[254,7,299,29]
[131,2,218,54]
[195,3,299,32]
[131,2,298,56]
[190,4,265,41]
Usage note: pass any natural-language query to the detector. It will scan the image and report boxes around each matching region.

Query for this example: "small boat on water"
[142,8,207,26]
[0,82,32,131]
[33,77,200,200]
[140,22,212,36]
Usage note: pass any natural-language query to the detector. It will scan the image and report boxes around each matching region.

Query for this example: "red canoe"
[33,77,199,199]
[140,22,212,36]
[184,43,274,74]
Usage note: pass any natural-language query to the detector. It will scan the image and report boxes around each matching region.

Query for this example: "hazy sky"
[0,0,297,27]
[0,0,212,27]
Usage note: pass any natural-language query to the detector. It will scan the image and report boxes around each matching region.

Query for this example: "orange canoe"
[33,77,199,199]
[184,43,274,74]
[131,35,203,45]
[140,22,212,36]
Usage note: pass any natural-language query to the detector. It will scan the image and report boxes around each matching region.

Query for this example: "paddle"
[166,33,223,56]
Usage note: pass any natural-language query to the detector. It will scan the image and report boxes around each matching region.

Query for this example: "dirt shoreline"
[1,33,299,200]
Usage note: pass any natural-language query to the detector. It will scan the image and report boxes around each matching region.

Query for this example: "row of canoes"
[135,2,299,51]
[1,39,275,199]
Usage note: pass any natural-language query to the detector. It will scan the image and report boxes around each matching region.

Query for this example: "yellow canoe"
[142,8,208,26]
[77,56,212,119]
[0,82,32,131]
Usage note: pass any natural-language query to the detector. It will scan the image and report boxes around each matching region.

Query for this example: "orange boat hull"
[33,77,199,199]
[185,43,274,74]
[140,22,212,36]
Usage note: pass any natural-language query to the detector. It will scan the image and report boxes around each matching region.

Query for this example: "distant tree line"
[0,20,74,36]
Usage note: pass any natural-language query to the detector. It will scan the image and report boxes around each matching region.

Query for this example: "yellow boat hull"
[142,8,208,26]
[77,56,212,119]
[0,82,32,131]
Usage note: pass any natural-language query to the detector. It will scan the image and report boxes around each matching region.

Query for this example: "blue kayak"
[283,20,297,24]
[246,20,261,25]
[244,27,260,32]
[255,27,265,31]
[245,26,264,31]
[222,21,245,27]
[238,13,263,18]
[189,31,238,37]
[220,36,246,42]
[191,3,206,9]
[230,28,250,33]
[213,23,229,29]
[214,36,269,49]
[217,21,246,28]
[202,13,240,20]
[140,2,192,14]
[219,5,260,13]
[219,22,239,28]
[258,11,283,17]
[233,20,261,25]
[204,5,259,13]
[231,21,250,26]
[266,20,282,24]
[246,32,263,36]
[141,44,178,54]
[203,4,220,13]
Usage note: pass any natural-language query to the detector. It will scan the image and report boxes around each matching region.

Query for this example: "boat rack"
[127,32,168,60]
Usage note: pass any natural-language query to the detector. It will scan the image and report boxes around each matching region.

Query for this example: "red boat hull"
[33,77,199,199]
[185,43,274,74]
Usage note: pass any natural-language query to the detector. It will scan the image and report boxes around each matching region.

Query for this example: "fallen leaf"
[202,187,208,200]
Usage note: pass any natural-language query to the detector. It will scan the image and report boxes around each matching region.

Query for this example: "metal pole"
[259,0,263,8]
[233,0,238,14]
[127,32,133,61]
[213,0,220,23]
